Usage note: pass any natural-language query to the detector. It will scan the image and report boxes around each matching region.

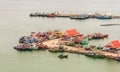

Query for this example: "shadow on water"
[15,49,120,62]
[16,49,47,53]
[100,23,120,26]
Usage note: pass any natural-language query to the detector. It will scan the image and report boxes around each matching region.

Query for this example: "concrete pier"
[43,39,120,59]
[29,12,120,19]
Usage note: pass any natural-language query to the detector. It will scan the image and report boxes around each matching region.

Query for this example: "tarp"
[65,29,80,36]
[111,40,120,48]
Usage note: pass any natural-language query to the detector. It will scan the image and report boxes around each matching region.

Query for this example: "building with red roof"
[111,40,120,48]
[105,40,120,49]
[65,29,80,37]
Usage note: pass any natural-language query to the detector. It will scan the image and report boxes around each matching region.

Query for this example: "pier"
[14,29,120,61]
[43,38,120,59]
[29,12,120,19]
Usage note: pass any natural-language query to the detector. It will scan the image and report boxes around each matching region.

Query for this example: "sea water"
[0,0,120,72]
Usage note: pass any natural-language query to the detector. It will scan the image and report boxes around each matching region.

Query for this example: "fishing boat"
[48,47,64,53]
[14,44,38,51]
[55,12,70,18]
[47,13,56,17]
[29,12,48,17]
[38,45,48,50]
[29,13,39,17]
[81,37,89,45]
[96,13,112,19]
[48,48,58,52]
[85,52,105,58]
[58,54,68,59]
[14,46,36,51]
[70,14,89,20]
[96,15,112,19]
[114,57,120,61]
[89,33,109,39]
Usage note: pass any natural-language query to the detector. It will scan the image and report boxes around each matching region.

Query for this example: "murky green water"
[0,0,120,72]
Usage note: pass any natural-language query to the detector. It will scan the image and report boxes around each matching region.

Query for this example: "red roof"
[65,29,80,36]
[111,40,120,48]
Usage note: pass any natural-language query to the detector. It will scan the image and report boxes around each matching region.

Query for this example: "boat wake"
[100,24,120,26]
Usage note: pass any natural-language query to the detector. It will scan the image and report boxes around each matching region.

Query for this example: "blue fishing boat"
[96,13,112,19]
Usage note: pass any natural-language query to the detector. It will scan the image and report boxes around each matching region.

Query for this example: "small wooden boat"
[14,46,33,51]
[66,42,75,46]
[89,33,109,39]
[38,45,48,50]
[48,48,64,53]
[29,12,48,17]
[85,52,95,56]
[29,13,39,17]
[81,37,89,45]
[114,57,120,61]
[85,52,105,58]
[48,48,58,52]
[55,12,70,18]
[58,54,68,59]
[14,44,38,51]
[47,13,56,17]
[92,34,108,39]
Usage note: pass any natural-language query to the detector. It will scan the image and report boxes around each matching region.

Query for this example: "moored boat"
[48,46,64,53]
[81,37,89,45]
[47,13,56,17]
[38,45,48,50]
[29,13,39,17]
[14,43,38,51]
[96,15,112,19]
[14,46,36,51]
[114,57,120,61]
[70,14,89,20]
[96,13,112,19]
[88,33,109,39]
[85,52,105,58]
[48,48,58,52]
[29,12,48,17]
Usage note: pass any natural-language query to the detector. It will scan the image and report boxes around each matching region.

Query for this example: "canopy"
[65,29,80,37]
[111,40,120,48]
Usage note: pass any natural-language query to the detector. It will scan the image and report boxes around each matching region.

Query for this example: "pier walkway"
[43,39,120,59]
